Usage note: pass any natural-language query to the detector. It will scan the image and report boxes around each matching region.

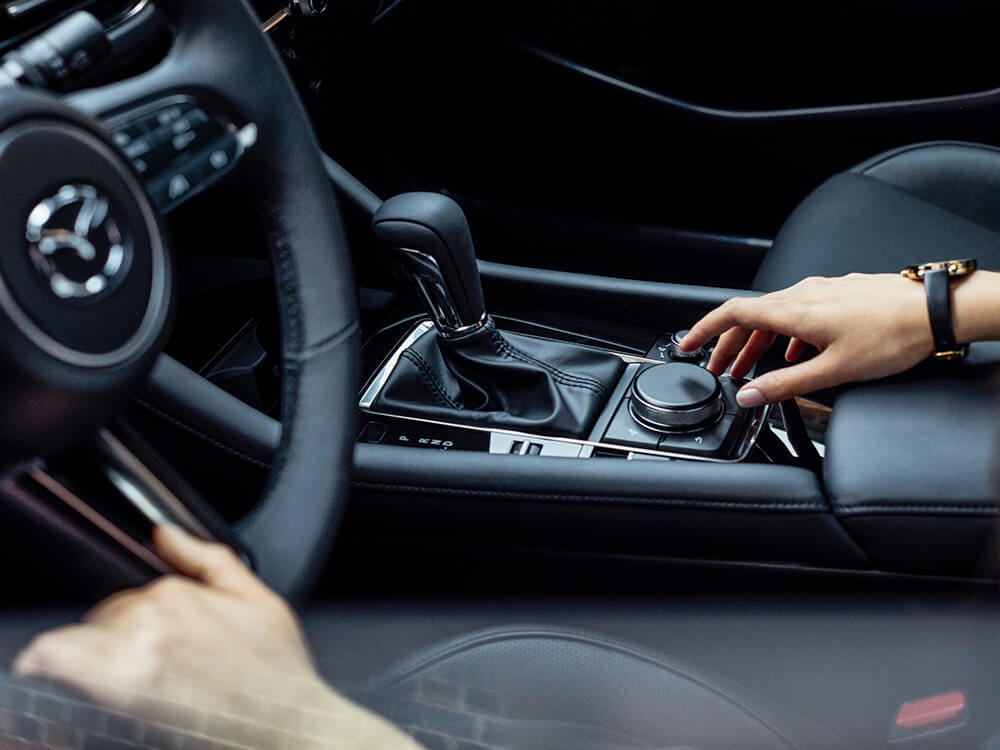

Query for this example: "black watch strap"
[923,267,964,360]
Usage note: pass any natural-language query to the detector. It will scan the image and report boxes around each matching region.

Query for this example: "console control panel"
[602,360,760,461]
[109,99,256,213]
[358,324,770,463]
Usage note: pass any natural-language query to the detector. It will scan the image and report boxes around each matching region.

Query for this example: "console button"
[667,329,703,361]
[359,422,387,444]
[659,414,736,458]
[645,331,712,364]
[630,362,725,432]
[603,399,662,449]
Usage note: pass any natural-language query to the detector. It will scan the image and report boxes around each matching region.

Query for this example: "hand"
[14,526,421,750]
[678,273,935,406]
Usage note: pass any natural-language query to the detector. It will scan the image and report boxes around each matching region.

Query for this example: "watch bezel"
[901,258,977,281]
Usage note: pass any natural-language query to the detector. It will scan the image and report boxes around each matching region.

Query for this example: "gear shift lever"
[371,192,625,439]
[373,193,488,337]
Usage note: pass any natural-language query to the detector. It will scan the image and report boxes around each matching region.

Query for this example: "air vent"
[1,0,145,52]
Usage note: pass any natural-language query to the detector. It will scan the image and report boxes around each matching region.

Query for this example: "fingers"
[730,330,777,379]
[706,328,751,375]
[14,625,126,706]
[737,351,846,406]
[785,337,810,362]
[679,296,786,353]
[153,525,258,597]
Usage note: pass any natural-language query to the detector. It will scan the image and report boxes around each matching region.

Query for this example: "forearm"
[951,270,1000,343]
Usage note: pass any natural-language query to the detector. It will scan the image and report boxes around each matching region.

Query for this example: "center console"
[360,321,771,463]
[358,193,777,465]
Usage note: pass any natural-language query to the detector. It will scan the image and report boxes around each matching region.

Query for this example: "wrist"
[951,271,1000,344]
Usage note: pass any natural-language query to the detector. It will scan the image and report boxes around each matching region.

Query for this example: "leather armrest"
[824,364,1000,574]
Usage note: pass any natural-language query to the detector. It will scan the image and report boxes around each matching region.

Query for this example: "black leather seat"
[754,142,1000,292]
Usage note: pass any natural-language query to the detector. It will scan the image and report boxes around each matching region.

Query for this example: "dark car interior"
[2,1,1000,748]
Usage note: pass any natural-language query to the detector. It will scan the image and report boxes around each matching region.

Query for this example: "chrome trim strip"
[392,247,488,338]
[628,397,725,433]
[359,406,770,464]
[108,0,150,29]
[359,320,436,409]
[4,0,51,18]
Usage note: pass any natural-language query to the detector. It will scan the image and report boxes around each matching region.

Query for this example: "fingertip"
[675,330,699,352]
[736,386,767,409]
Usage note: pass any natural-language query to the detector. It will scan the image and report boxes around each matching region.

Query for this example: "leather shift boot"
[374,321,625,438]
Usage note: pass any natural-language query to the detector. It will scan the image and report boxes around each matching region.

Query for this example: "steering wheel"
[0,0,358,600]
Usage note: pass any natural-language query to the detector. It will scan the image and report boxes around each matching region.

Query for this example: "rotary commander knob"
[629,363,725,432]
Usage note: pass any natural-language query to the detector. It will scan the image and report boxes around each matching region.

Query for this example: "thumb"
[736,354,844,407]
[153,524,260,596]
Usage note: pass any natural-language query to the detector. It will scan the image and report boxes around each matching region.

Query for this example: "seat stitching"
[353,481,825,511]
[134,399,273,469]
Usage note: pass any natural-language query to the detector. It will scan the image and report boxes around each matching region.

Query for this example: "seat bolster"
[754,171,1000,291]
[753,143,1000,291]
[854,141,1000,234]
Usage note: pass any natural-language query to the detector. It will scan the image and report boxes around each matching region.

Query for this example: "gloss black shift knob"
[374,192,488,337]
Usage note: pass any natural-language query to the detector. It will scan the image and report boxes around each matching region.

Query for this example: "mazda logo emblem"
[25,184,130,300]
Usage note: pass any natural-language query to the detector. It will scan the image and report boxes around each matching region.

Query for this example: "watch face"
[901,258,977,280]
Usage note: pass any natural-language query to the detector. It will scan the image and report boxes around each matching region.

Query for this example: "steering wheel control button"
[110,100,252,213]
[603,399,662,449]
[629,363,725,433]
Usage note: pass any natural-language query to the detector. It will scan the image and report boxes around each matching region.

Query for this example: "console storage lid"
[824,356,1000,575]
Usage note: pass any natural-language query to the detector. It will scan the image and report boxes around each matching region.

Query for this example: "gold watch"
[900,258,977,360]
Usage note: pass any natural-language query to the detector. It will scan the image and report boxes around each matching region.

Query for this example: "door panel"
[292,0,1000,287]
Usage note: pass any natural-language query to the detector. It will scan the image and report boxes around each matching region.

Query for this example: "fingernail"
[737,387,766,408]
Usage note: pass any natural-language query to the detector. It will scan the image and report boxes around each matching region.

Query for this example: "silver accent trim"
[629,397,725,433]
[358,320,771,463]
[4,0,51,18]
[392,247,488,338]
[236,122,258,151]
[359,320,436,409]
[107,0,150,30]
[629,365,725,432]
[26,184,130,300]
[362,406,770,464]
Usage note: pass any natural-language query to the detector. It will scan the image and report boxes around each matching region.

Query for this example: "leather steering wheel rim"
[62,0,360,600]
